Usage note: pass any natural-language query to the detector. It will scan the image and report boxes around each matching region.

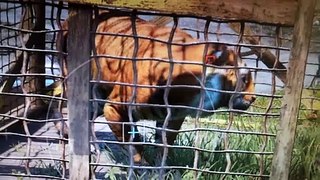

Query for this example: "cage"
[0,0,319,179]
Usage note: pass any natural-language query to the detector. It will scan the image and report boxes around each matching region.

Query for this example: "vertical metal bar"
[128,12,139,179]
[160,16,178,179]
[19,1,34,175]
[221,21,245,180]
[67,3,92,180]
[259,25,281,179]
[90,7,101,180]
[193,18,210,179]
[270,0,316,179]
[55,2,67,178]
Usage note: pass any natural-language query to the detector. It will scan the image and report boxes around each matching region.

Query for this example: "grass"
[100,88,320,179]
[290,122,320,180]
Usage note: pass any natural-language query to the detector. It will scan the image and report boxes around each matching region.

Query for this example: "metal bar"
[88,163,271,178]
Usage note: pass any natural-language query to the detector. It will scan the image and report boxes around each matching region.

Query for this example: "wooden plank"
[270,0,316,179]
[67,3,92,180]
[62,0,298,25]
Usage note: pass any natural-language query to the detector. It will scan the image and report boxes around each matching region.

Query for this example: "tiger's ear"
[205,44,228,65]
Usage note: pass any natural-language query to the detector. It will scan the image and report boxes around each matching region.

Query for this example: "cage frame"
[62,1,317,179]
[0,0,318,179]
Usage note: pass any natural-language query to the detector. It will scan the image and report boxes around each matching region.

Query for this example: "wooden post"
[67,4,92,180]
[270,0,316,179]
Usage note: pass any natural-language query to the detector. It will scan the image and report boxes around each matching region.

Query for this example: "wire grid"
[0,1,318,180]
[0,0,23,125]
[0,0,68,179]
[87,6,296,180]
[300,14,320,121]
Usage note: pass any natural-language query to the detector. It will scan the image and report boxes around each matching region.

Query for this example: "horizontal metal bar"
[89,163,270,178]
[92,120,277,137]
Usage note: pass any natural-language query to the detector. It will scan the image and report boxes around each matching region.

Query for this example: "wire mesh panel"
[0,0,68,179]
[0,0,23,129]
[290,10,320,180]
[85,6,320,180]
[84,8,279,179]
[0,1,319,179]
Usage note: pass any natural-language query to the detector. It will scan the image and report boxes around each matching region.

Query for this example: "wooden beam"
[62,0,298,26]
[67,4,92,180]
[229,23,287,83]
[270,0,316,179]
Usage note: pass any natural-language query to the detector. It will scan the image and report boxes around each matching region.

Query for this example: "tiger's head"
[192,47,256,114]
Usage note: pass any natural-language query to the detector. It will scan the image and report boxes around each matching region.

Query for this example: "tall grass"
[101,91,320,179]
[290,121,320,180]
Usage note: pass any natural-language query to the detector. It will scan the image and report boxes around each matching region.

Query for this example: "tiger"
[56,12,256,164]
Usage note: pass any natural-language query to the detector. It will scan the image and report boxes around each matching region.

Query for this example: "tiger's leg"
[103,103,145,164]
